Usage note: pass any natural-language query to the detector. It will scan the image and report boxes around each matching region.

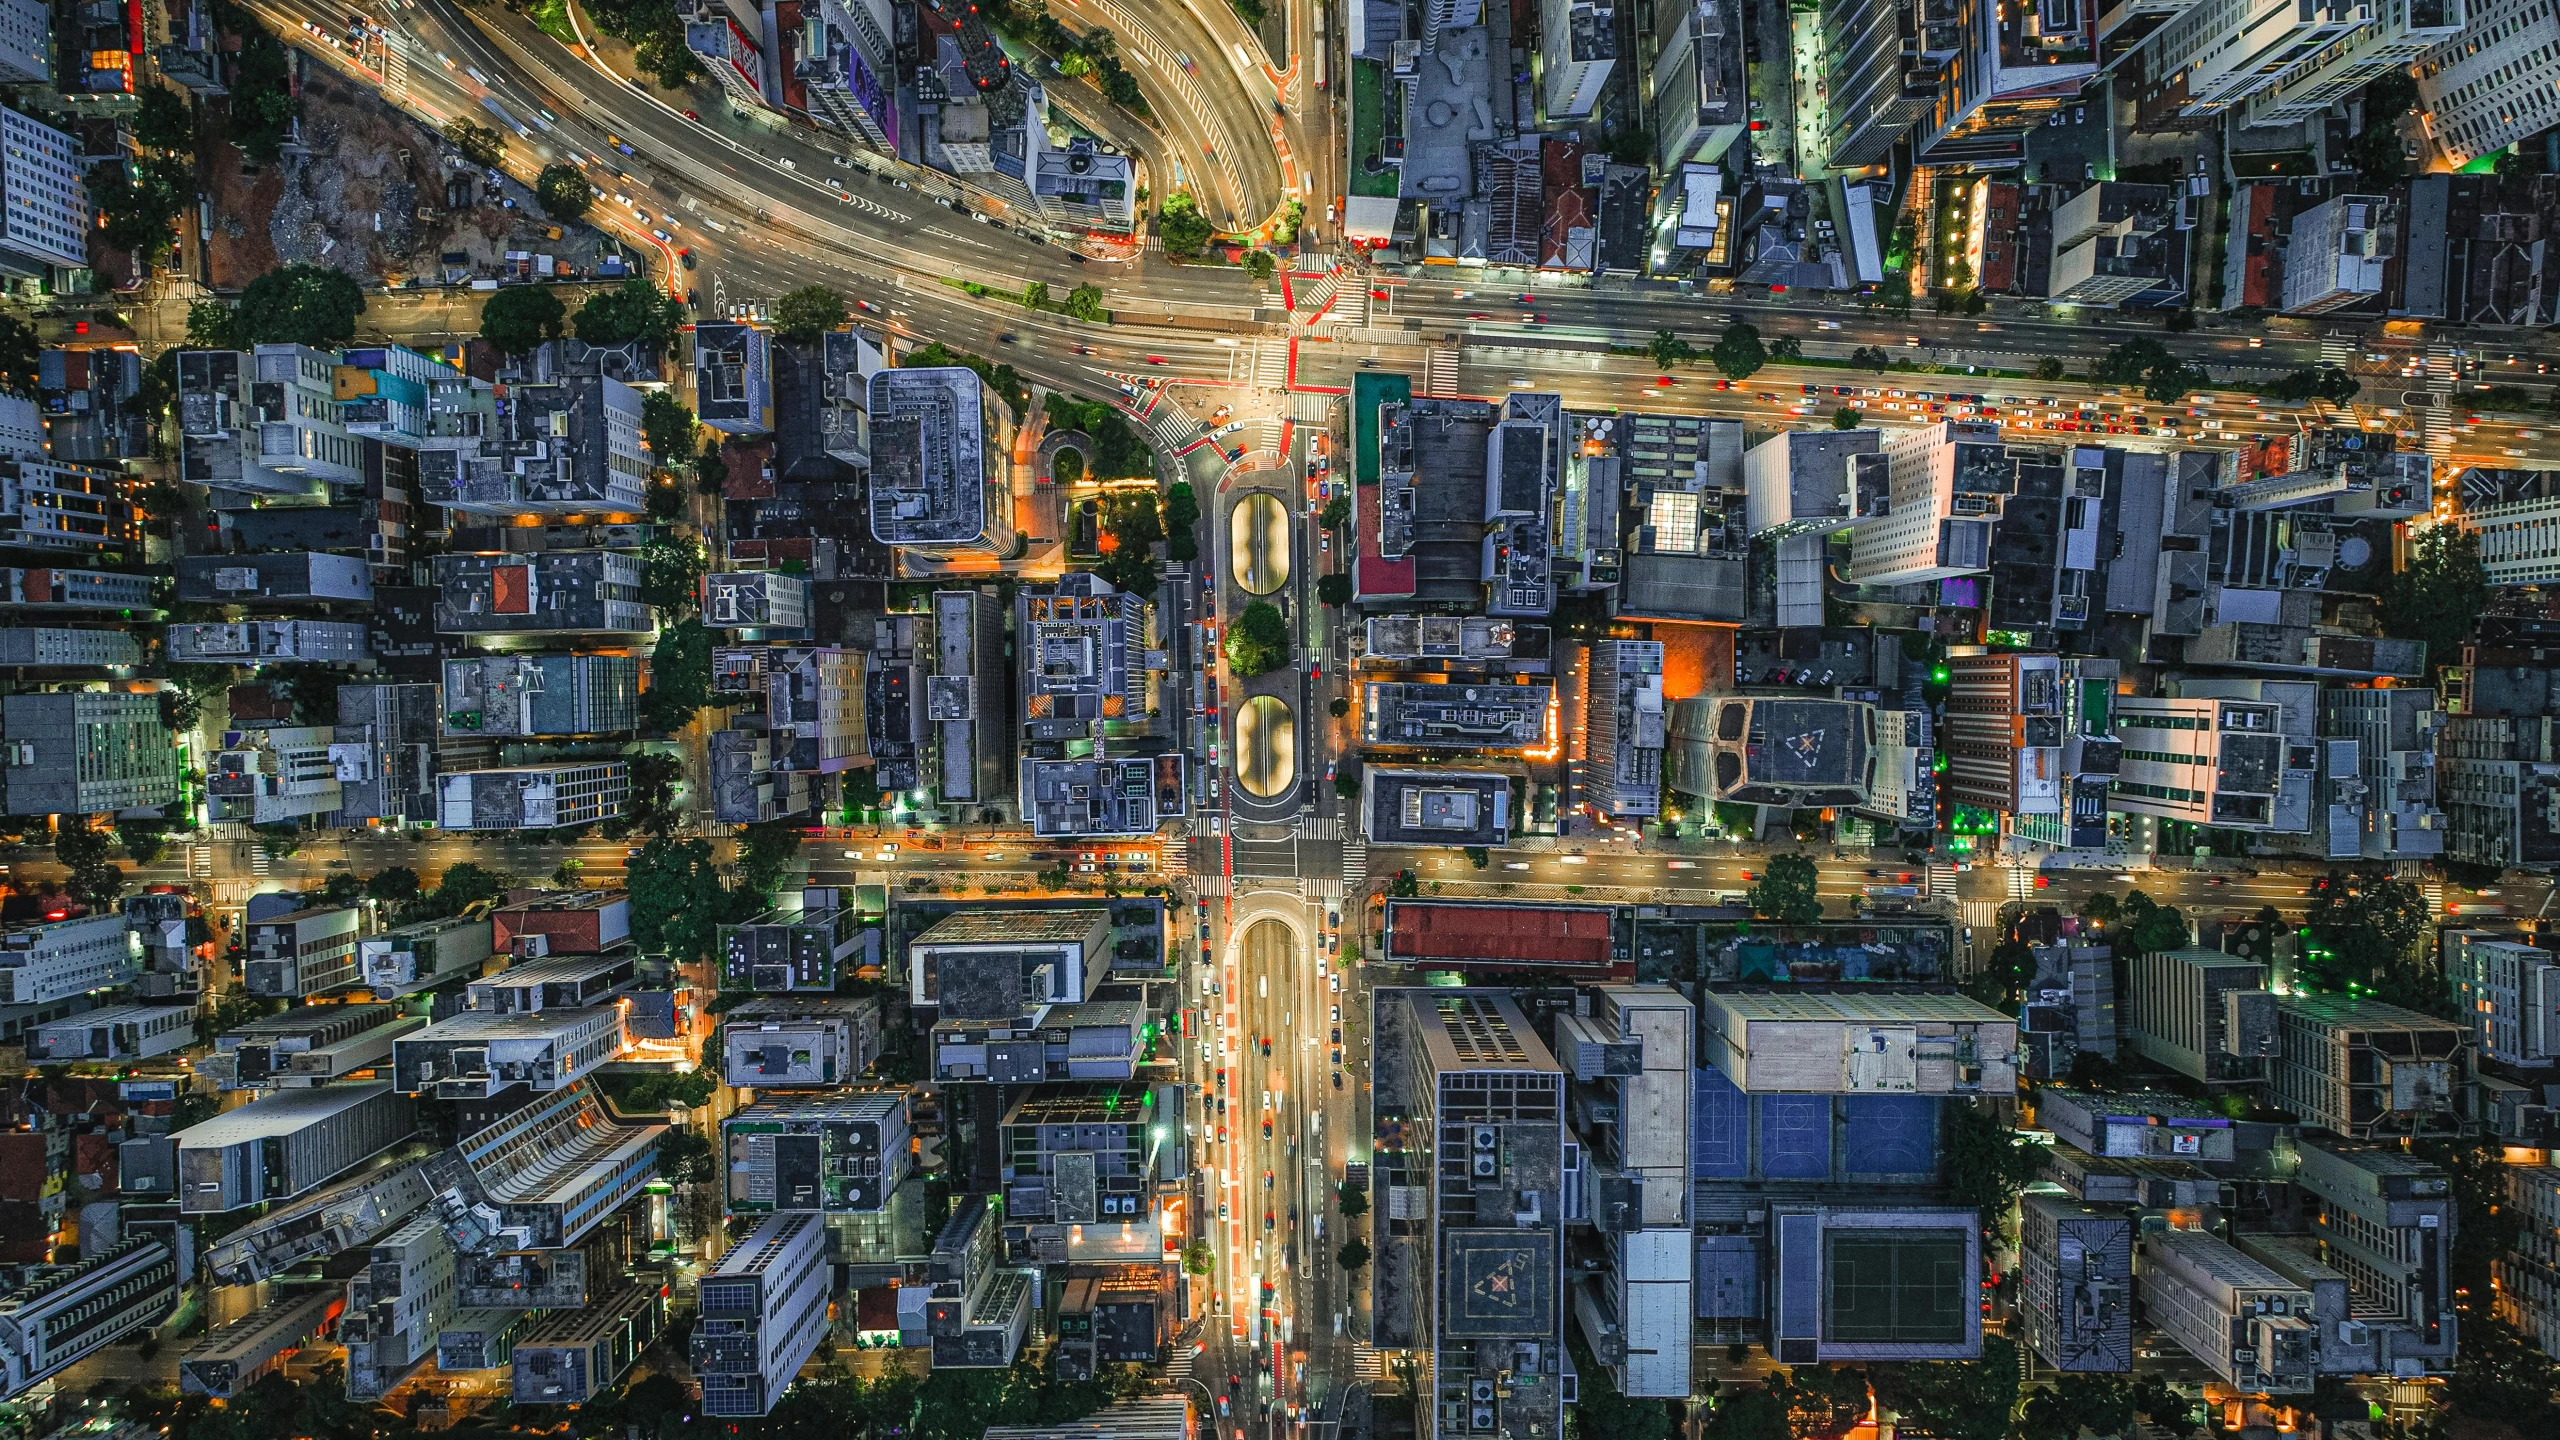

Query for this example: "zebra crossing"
[1926,861,1959,896]
[1162,1343,1197,1382]
[1343,840,1368,891]
[249,846,270,877]
[1962,900,2002,939]
[2319,333,2353,368]
[2008,866,2037,901]
[1331,288,1370,328]
[1302,816,1343,840]
[1422,348,1460,397]
[1251,342,1289,390]
[2423,343,2460,458]
[191,845,212,879]
[1194,873,1232,895]
[1307,877,1345,899]
[1147,406,1202,454]
[1161,844,1190,878]
[1349,1343,1390,1381]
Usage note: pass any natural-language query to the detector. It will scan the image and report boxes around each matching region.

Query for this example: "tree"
[478,284,567,357]
[443,117,507,168]
[2034,356,2068,382]
[625,836,745,961]
[1698,1389,1789,1440]
[1334,771,1357,794]
[2128,1375,2194,1430]
[1769,335,1803,361]
[2078,890,2120,925]
[1329,696,1350,718]
[535,163,592,222]
[654,1128,716,1184]
[1096,491,1164,596]
[0,316,36,401]
[1832,407,1860,430]
[631,19,705,88]
[1463,846,1489,870]
[1157,191,1215,260]
[737,820,801,897]
[1065,283,1108,322]
[1874,1336,2019,1440]
[1162,481,1200,562]
[774,284,849,340]
[1337,1183,1368,1217]
[1945,1105,2045,1242]
[1022,279,1051,311]
[2345,69,2419,189]
[2092,337,2207,404]
[2448,1313,2560,1427]
[134,86,196,153]
[90,155,195,259]
[1873,269,1913,317]
[1320,494,1350,532]
[1388,870,1419,898]
[1224,600,1288,676]
[425,861,507,916]
[1648,329,1695,369]
[1962,937,2036,1011]
[1243,251,1276,284]
[614,751,685,838]
[229,264,366,349]
[641,617,715,732]
[1335,1237,1370,1271]
[364,867,422,906]
[640,389,697,471]
[1747,853,1821,924]
[1711,323,1767,381]
[217,3,301,163]
[641,535,707,614]
[115,821,168,867]
[56,824,126,907]
[2266,365,2361,405]
[1317,573,1352,606]
[1850,345,1891,371]
[2302,866,2430,993]
[575,277,685,349]
[2016,1375,2135,1440]
[1182,1241,1215,1275]
[2381,526,2487,674]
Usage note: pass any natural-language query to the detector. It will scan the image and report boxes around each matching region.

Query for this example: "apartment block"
[465,953,635,1013]
[868,366,1018,558]
[441,654,641,738]
[910,906,1110,1016]
[705,571,814,632]
[1024,756,1179,839]
[721,993,886,1088]
[210,725,342,826]
[2046,183,2188,306]
[722,1091,912,1213]
[167,620,369,665]
[1944,651,2065,817]
[2419,0,2560,164]
[2455,467,2560,586]
[1020,572,1144,744]
[763,646,869,772]
[176,347,363,496]
[342,1215,457,1401]
[431,552,653,636]
[331,682,443,825]
[442,373,648,515]
[172,1082,414,1213]
[2284,195,2397,315]
[0,108,89,275]
[211,1002,421,1090]
[420,1080,664,1250]
[0,455,139,556]
[0,914,135,1006]
[2018,1195,2132,1372]
[2446,929,2560,1066]
[2126,948,2273,1086]
[694,1211,829,1416]
[2271,994,2466,1139]
[512,1284,664,1404]
[2137,1228,2317,1393]
[2,691,183,815]
[179,1289,339,1397]
[1556,986,1690,1397]
[437,763,629,830]
[0,567,151,612]
[243,904,368,999]
[391,1005,629,1098]
[2292,1139,2456,1372]
[932,587,1012,804]
[29,1003,196,1062]
[1586,640,1665,819]
[710,727,811,824]
[2108,692,2299,831]
[0,627,138,668]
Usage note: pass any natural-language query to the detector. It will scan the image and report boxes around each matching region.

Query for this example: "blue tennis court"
[1692,1064,1748,1179]
[1760,1094,1833,1179]
[1843,1095,1940,1176]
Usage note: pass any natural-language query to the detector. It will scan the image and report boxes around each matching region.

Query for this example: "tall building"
[720,994,885,1088]
[2291,1139,2457,1372]
[2437,709,2560,871]
[2045,183,2188,306]
[436,763,630,831]
[0,914,137,1007]
[512,1284,664,1404]
[242,903,367,998]
[932,588,1011,805]
[1851,423,2024,585]
[2446,929,2560,1066]
[0,108,88,276]
[1664,696,1873,810]
[0,0,50,84]
[1818,0,1940,167]
[0,455,139,555]
[432,552,653,636]
[2418,0,2560,164]
[0,627,138,668]
[333,682,442,825]
[1944,652,2065,819]
[2456,468,2560,586]
[695,324,774,437]
[800,0,900,149]
[171,1082,415,1213]
[694,1211,830,1416]
[360,916,497,1001]
[2245,0,2464,122]
[1541,0,1617,118]
[762,646,869,772]
[2125,947,2273,1086]
[391,1006,629,1098]
[1585,640,1665,819]
[209,725,343,826]
[1555,986,1691,1397]
[687,12,767,111]
[2319,686,2446,858]
[868,366,1017,559]
[0,1236,183,1400]
[1649,0,1748,169]
[342,1215,457,1400]
[1368,990,1566,1440]
[1741,427,1886,541]
[2500,1157,2560,1356]
[2282,195,2398,315]
[722,1092,911,1213]
[2150,0,2373,117]
[176,347,363,497]
[2018,1195,2133,1372]
[1019,573,1144,744]
[1031,137,1137,235]
[2109,692,2294,832]
[1,692,182,815]
[2137,1229,2317,1392]
[1913,0,2097,167]
[2270,994,2466,1139]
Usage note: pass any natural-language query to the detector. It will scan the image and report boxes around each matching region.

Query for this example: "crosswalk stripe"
[1422,348,1459,397]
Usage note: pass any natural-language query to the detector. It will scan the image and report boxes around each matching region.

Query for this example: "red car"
[682,109,699,120]
[1146,355,1169,365]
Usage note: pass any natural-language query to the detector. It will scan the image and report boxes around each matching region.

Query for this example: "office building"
[2419,0,2560,164]
[178,1289,339,1397]
[1363,681,1552,751]
[492,890,632,957]
[1909,0,2096,164]
[2283,195,2397,314]
[2038,1089,2236,1161]
[435,1309,533,1371]
[1696,989,2015,1094]
[174,347,362,497]
[210,1002,421,1090]
[0,455,138,556]
[721,993,885,1087]
[441,655,641,738]
[2151,0,2368,116]
[1585,640,1664,819]
[1556,986,1691,1396]
[431,551,653,636]
[0,914,135,1006]
[2446,929,2560,1066]
[391,1005,628,1098]
[1370,990,1566,1440]
[2292,1139,2456,1372]
[695,1211,829,1416]
[0,627,138,668]
[437,371,648,515]
[1,691,181,815]
[2018,1195,2132,1372]
[172,1082,414,1213]
[762,646,869,772]
[332,682,442,825]
[2108,692,2296,832]
[1052,1269,1174,1379]
[1024,756,1176,839]
[0,567,151,612]
[0,0,49,85]
[0,1235,183,1400]
[512,1284,664,1404]
[910,905,1110,1016]
[166,620,369,665]
[868,366,1017,558]
[38,349,153,464]
[2271,994,2466,1139]
[721,890,868,993]
[199,1162,435,1286]
[2045,183,2187,306]
[0,108,87,275]
[1031,136,1137,234]
[437,763,629,830]
[342,1215,457,1400]
[1944,652,2065,818]
[2500,1157,2560,1356]
[705,571,813,632]
[1742,427,1886,541]
[2456,467,2560,586]
[2319,686,2445,858]
[243,904,367,998]
[1664,696,1874,810]
[2139,1228,2316,1392]
[695,323,774,436]
[465,952,635,1013]
[1852,423,2031,585]
[210,725,343,826]
[2245,0,2464,123]
[1539,0,1615,117]
[723,1091,912,1213]
[1818,0,1940,167]
[1020,573,1143,744]
[996,1083,1179,1247]
[2126,948,2272,1086]
[420,1080,664,1251]
[1362,768,1513,848]
[1863,708,1939,829]
[1649,0,1748,169]
[30,1003,197,1062]
[176,551,371,606]
[932,588,1011,804]
[358,916,496,1001]
[2438,707,2560,872]
[800,0,899,149]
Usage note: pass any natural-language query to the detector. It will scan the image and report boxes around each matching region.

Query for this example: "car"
[996,333,1017,344]
[1260,1037,1272,1055]
[1329,973,1341,992]
[1657,375,1677,386]
[1265,1211,1276,1230]
[680,251,697,269]
[1264,1169,1275,1188]
[1219,1203,1229,1221]
[1146,355,1170,365]
[1334,1071,1345,1090]
[1331,1005,1341,1023]
[1262,1119,1273,1138]
[1326,760,1337,783]
[853,298,885,314]
[1217,1126,1228,1143]
[682,108,699,120]
[1218,1399,1231,1419]
[1331,1026,1342,1044]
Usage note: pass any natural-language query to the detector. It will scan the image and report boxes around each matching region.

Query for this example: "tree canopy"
[641,390,698,471]
[641,535,707,614]
[443,117,506,168]
[1746,853,1821,924]
[478,284,567,357]
[536,163,592,222]
[624,836,751,962]
[774,284,848,340]
[2380,525,2487,674]
[1225,600,1289,676]
[1874,1336,2020,1440]
[1712,323,1768,381]
[2265,365,2361,405]
[230,264,367,349]
[575,277,686,349]
[2302,866,2432,999]
[2090,337,2209,404]
[1317,573,1351,606]
[0,315,36,401]
[1158,191,1216,260]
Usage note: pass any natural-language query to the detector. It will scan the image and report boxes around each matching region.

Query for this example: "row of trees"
[1649,324,1803,383]
[477,275,690,357]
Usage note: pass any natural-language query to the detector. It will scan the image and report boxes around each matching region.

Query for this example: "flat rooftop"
[867,367,989,544]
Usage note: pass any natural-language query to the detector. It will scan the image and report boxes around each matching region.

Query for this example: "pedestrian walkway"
[1343,840,1368,892]
[2320,333,2354,368]
[1926,860,1958,896]
[1349,1343,1389,1381]
[249,847,269,877]
[1252,341,1289,390]
[1962,900,2001,939]
[1304,816,1341,840]
[1422,348,1459,397]
[2008,866,2037,901]
[1150,406,1205,454]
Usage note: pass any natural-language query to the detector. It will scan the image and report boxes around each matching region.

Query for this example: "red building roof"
[1978,182,2020,295]
[1386,901,1622,975]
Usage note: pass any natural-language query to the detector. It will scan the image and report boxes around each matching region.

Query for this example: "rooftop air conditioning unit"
[1473,1153,1498,1177]
[1472,1410,1496,1431]
[1473,1381,1496,1404]
[1474,1126,1498,1150]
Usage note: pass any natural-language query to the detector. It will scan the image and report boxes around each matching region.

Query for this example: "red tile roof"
[1387,902,1620,972]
